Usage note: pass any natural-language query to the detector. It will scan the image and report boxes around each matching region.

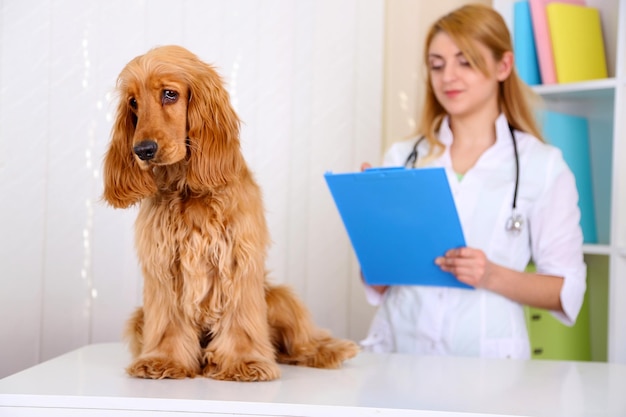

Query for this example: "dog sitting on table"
[102,45,359,381]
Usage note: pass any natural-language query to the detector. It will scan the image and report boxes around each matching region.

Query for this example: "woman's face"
[427,31,507,120]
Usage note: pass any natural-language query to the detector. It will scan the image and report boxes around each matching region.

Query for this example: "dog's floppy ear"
[185,62,244,191]
[102,89,157,208]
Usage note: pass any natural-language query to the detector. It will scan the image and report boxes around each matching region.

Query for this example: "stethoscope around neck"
[404,123,523,235]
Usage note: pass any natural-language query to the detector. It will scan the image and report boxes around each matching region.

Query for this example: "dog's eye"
[129,97,137,110]
[162,90,179,104]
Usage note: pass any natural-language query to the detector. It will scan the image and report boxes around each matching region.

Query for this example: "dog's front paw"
[127,356,196,379]
[203,357,280,382]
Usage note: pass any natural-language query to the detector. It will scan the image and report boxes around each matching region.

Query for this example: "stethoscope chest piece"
[506,211,524,235]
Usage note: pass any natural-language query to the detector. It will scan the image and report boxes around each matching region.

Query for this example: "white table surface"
[1,343,625,417]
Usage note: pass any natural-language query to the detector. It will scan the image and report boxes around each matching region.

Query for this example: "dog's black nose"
[133,141,158,161]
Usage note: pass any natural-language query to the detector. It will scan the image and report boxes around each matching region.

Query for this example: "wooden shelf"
[495,0,626,363]
[583,244,612,256]
[532,78,617,98]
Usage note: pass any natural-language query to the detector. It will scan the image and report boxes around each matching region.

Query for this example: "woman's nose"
[442,63,458,81]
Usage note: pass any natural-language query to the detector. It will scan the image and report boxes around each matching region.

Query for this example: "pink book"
[529,0,585,84]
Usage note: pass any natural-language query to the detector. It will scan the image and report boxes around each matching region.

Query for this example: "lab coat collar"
[439,116,454,146]
[494,113,515,148]
[439,113,513,148]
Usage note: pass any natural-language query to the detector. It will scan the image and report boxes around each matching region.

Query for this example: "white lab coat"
[361,114,586,359]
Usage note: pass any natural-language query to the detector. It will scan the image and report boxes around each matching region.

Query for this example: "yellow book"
[546,3,608,83]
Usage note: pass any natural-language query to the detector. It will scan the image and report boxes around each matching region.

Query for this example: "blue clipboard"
[324,167,471,289]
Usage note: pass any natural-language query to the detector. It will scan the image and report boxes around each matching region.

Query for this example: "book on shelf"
[528,0,585,85]
[513,0,541,85]
[540,110,597,243]
[546,3,608,83]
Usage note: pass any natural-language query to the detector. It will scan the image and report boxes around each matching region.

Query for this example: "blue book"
[541,111,597,243]
[324,167,471,289]
[514,0,542,85]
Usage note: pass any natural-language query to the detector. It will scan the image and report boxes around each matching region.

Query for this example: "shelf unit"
[494,0,625,363]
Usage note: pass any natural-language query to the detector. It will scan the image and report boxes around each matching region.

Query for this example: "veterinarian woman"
[359,4,586,358]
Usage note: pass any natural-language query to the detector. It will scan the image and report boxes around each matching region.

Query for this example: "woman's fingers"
[435,247,487,287]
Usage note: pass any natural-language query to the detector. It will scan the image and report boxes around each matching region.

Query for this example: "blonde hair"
[417,3,544,162]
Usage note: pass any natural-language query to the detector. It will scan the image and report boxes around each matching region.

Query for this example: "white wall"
[0,0,383,378]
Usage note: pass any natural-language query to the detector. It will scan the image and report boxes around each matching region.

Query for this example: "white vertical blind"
[0,0,383,378]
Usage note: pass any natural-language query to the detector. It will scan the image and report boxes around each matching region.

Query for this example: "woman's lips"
[444,89,462,98]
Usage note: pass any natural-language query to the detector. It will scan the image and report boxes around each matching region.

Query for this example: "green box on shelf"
[524,263,591,361]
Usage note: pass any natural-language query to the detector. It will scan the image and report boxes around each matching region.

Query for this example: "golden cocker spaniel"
[102,45,358,381]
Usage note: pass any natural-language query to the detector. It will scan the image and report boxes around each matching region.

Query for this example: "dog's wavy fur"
[102,45,358,381]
